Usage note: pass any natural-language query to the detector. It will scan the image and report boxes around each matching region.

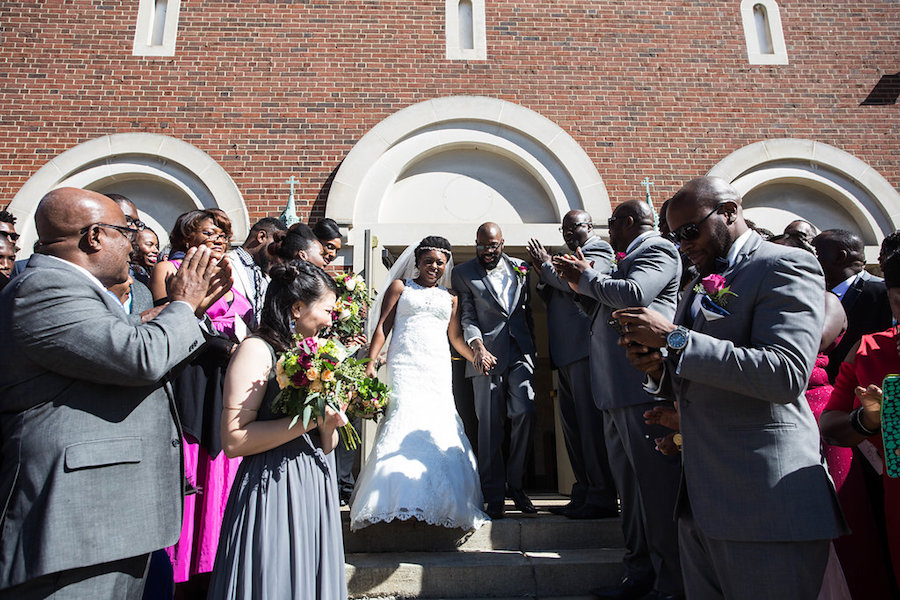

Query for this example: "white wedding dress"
[349,279,488,531]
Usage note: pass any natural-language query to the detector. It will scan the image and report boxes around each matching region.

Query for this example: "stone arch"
[325,95,610,267]
[707,139,900,259]
[7,133,248,254]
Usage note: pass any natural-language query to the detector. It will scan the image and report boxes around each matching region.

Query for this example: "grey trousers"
[604,402,683,595]
[678,509,829,600]
[0,554,150,600]
[557,357,616,508]
[470,355,535,504]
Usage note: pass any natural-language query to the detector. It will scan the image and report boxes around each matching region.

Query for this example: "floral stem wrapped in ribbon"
[272,336,390,450]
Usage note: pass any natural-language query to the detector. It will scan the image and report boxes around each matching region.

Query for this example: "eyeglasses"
[124,215,146,231]
[200,229,229,242]
[667,205,722,243]
[80,223,138,242]
[559,222,592,234]
[607,216,619,228]
[0,231,19,242]
[476,242,502,252]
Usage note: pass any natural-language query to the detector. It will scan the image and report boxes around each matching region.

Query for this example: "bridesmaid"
[208,260,347,599]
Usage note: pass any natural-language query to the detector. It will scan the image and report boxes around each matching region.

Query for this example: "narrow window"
[753,4,774,54]
[740,0,788,65]
[446,0,486,60]
[150,0,168,47]
[133,0,182,57]
[459,1,475,51]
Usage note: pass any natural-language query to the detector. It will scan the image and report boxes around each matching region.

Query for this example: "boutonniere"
[513,264,529,279]
[693,274,737,308]
[611,251,626,267]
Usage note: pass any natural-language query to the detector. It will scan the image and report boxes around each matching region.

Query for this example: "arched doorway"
[707,139,900,262]
[326,95,612,493]
[6,133,248,256]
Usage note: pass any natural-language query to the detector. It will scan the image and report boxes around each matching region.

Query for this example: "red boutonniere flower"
[513,264,529,279]
[693,274,737,308]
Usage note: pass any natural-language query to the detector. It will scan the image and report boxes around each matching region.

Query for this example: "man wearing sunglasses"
[615,177,847,600]
[555,200,683,600]
[0,187,230,599]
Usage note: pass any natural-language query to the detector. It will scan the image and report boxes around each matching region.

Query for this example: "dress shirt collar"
[42,254,110,295]
[724,228,754,271]
[830,272,859,300]
[625,230,657,256]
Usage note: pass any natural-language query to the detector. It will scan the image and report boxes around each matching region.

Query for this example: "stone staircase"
[343,495,626,600]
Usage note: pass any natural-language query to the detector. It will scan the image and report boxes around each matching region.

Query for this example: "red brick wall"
[0,1,897,221]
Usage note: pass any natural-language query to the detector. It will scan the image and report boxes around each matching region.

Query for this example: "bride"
[349,236,489,531]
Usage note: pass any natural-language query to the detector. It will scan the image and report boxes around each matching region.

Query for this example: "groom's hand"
[470,339,497,375]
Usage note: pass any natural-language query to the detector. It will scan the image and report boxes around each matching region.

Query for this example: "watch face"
[668,328,688,350]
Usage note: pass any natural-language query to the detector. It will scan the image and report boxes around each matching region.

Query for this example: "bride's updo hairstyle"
[414,236,452,264]
[256,260,337,352]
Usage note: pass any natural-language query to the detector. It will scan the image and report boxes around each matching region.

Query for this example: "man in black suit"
[812,229,892,382]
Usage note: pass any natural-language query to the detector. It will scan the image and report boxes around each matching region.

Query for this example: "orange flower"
[321,370,335,382]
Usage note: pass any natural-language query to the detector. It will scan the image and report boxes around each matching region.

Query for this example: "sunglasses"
[667,205,722,243]
[0,231,18,242]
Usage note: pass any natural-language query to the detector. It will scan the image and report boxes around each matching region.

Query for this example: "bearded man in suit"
[616,177,847,600]
[452,222,537,519]
[0,188,227,599]
[527,210,618,520]
[555,200,683,600]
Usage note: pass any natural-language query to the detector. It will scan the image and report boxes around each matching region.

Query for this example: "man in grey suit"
[556,200,683,600]
[0,188,226,598]
[527,210,617,519]
[452,222,537,519]
[616,177,847,600]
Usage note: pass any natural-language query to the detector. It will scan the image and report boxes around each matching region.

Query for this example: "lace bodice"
[386,279,453,374]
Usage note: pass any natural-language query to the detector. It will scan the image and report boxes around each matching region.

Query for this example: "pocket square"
[700,295,730,321]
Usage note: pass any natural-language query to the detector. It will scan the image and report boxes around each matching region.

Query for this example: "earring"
[290,319,296,336]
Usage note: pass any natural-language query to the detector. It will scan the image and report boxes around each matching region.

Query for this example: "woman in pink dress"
[150,209,253,598]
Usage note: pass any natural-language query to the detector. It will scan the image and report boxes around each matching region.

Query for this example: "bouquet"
[272,336,390,449]
[329,273,370,346]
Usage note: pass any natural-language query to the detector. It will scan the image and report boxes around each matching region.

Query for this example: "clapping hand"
[644,405,680,431]
[552,247,590,284]
[654,432,681,456]
[526,238,551,271]
[166,245,231,316]
[854,384,883,432]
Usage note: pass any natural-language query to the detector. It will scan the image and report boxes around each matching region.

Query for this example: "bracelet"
[850,406,880,437]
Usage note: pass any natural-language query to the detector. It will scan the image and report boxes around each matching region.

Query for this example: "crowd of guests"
[1,176,899,600]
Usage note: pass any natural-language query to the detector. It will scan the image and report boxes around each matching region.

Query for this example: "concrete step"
[345,547,625,599]
[342,496,624,554]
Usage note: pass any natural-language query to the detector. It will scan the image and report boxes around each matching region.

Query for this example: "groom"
[452,222,537,519]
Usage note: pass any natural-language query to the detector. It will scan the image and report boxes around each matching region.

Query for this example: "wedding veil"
[366,242,454,338]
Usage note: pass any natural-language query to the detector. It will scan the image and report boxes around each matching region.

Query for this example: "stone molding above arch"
[707,138,900,256]
[326,95,610,252]
[7,133,248,253]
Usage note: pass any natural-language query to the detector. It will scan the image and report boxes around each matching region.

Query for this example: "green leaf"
[302,404,312,429]
[289,415,299,429]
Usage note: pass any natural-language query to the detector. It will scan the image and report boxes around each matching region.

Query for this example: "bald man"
[452,222,537,519]
[0,188,226,598]
[615,177,847,600]
[556,199,683,600]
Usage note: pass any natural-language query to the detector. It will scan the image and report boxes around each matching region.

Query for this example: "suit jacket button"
[172,439,180,447]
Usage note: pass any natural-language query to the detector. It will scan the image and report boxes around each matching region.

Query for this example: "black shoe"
[566,503,619,520]
[590,577,653,600]
[549,501,581,516]
[486,501,505,520]
[507,488,537,514]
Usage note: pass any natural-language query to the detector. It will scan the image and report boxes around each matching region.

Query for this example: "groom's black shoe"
[566,503,619,520]
[486,501,505,520]
[507,488,537,514]
[549,501,581,516]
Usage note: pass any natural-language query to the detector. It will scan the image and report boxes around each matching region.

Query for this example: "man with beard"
[0,235,15,292]
[526,210,618,519]
[227,217,288,329]
[452,222,537,519]
[555,200,683,600]
[615,177,846,600]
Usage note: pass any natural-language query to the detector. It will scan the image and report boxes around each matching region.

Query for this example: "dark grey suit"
[577,232,683,595]
[659,234,848,599]
[0,255,204,596]
[537,236,616,509]
[452,255,536,504]
[826,269,891,382]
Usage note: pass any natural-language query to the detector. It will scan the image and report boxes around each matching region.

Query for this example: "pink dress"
[165,262,254,583]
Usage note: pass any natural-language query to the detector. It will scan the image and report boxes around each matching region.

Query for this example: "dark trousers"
[604,402,683,595]
[557,357,617,509]
[0,554,150,600]
[470,355,535,504]
[334,416,362,498]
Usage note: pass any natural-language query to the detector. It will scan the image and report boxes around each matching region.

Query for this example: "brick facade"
[0,0,897,220]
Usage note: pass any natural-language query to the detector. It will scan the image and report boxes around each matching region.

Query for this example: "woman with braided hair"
[349,236,489,531]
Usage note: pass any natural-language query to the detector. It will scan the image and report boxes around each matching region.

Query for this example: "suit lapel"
[507,256,524,313]
[840,273,865,314]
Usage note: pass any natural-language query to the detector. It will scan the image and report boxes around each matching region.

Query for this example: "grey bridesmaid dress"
[207,342,347,599]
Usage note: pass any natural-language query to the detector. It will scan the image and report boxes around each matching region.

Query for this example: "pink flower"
[615,252,626,261]
[701,274,726,295]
